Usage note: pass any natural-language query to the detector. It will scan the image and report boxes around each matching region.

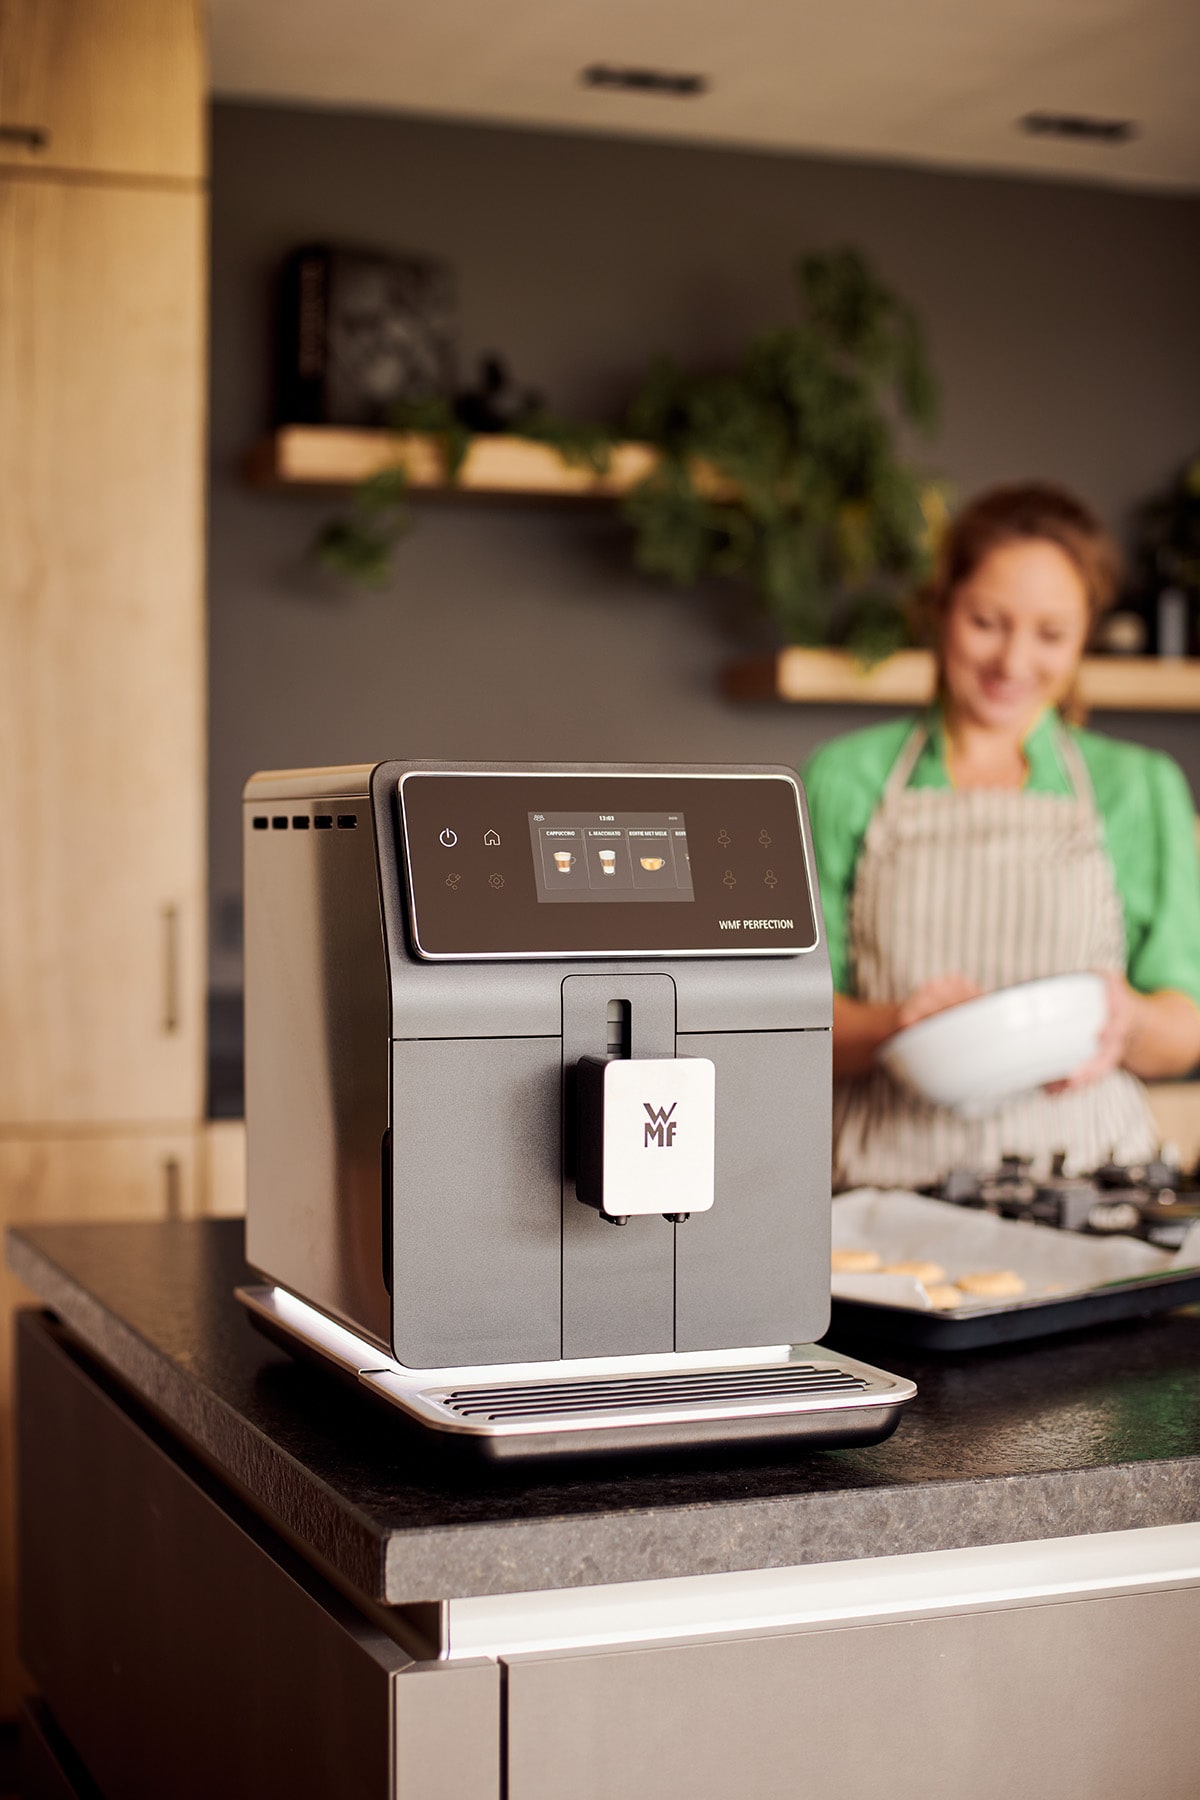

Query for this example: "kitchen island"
[8,1217,1200,1799]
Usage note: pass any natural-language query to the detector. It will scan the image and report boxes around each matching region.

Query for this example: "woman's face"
[940,538,1090,734]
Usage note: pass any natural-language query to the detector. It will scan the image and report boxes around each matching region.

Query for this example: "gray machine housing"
[243,760,834,1372]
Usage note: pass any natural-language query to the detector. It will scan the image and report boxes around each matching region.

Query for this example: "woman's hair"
[918,483,1123,725]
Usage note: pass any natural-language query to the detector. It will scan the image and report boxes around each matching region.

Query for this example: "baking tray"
[830,1267,1200,1351]
[828,1189,1200,1350]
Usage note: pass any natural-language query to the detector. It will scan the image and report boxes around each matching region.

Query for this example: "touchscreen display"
[529,811,693,903]
[398,771,817,960]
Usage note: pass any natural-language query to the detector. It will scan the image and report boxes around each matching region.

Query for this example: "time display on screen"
[528,811,693,903]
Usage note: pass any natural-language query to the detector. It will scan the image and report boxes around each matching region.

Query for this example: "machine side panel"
[245,765,373,803]
[560,975,677,1360]
[672,1030,831,1351]
[244,798,392,1347]
[390,1038,561,1367]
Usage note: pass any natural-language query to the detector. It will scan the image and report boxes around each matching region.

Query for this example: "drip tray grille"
[438,1363,870,1422]
[234,1286,916,1459]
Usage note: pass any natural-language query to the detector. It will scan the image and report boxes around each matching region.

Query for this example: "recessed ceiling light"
[1020,112,1137,144]
[581,64,708,98]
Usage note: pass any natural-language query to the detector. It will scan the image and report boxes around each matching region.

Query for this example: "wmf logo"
[643,1101,678,1148]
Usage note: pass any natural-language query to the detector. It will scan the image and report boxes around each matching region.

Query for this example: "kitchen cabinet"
[506,1592,1198,1800]
[0,176,206,1125]
[200,1119,247,1217]
[0,1132,200,1716]
[0,0,204,181]
[11,1218,1200,1800]
[0,0,207,1720]
[1145,1080,1200,1169]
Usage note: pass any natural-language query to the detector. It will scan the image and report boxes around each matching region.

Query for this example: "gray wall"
[209,100,1200,993]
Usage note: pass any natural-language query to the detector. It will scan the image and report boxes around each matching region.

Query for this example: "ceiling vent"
[1020,112,1137,144]
[582,64,708,98]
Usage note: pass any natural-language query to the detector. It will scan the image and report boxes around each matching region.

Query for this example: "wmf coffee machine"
[237,760,914,1459]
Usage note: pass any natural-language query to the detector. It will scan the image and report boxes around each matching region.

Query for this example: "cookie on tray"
[881,1259,946,1284]
[924,1283,965,1311]
[831,1248,883,1274]
[956,1269,1027,1299]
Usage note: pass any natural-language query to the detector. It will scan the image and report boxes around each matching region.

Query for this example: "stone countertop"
[8,1218,1200,1607]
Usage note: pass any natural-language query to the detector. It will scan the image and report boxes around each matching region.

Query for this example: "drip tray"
[237,1284,916,1462]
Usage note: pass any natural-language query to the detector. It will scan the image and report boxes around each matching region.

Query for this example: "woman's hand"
[1050,972,1200,1089]
[833,975,982,1079]
[1049,971,1139,1091]
[896,974,983,1031]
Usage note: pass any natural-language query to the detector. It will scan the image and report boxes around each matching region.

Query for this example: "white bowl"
[876,973,1108,1117]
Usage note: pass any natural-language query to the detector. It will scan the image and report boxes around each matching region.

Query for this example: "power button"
[439,828,458,848]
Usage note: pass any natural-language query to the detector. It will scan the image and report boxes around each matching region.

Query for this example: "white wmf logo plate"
[601,1057,716,1217]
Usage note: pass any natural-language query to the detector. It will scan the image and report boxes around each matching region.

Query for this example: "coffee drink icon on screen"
[640,856,666,872]
[553,850,574,874]
[599,850,616,876]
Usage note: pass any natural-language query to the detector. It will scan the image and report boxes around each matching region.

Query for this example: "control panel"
[397,771,819,959]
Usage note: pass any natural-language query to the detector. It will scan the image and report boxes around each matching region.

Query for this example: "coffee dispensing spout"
[575,1055,716,1225]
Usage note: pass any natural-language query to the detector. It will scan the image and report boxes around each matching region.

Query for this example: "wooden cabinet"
[200,1120,247,1218]
[0,177,206,1125]
[0,0,206,1718]
[0,0,204,180]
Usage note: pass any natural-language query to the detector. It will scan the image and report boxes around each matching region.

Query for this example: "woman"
[804,483,1200,1190]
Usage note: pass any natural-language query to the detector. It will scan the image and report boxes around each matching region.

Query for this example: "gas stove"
[929,1151,1200,1249]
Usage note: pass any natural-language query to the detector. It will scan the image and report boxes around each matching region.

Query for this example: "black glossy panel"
[398,773,816,958]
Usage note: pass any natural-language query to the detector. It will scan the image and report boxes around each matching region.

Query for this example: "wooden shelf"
[245,424,740,500]
[246,425,662,497]
[248,431,1199,717]
[724,648,1200,712]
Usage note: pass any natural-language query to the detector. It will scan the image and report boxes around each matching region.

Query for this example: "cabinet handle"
[161,904,181,1034]
[163,1157,182,1219]
[0,125,49,151]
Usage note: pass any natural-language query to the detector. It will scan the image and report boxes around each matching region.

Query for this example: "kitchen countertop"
[8,1217,1200,1607]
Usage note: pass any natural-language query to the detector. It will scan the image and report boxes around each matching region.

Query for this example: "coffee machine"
[236,759,913,1459]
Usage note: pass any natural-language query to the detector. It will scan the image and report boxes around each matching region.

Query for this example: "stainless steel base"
[236,1284,916,1461]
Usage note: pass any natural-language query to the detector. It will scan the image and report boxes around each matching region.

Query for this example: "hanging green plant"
[313,248,943,658]
[619,250,941,658]
[314,395,471,584]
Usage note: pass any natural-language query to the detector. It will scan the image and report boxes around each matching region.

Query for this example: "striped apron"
[834,720,1157,1189]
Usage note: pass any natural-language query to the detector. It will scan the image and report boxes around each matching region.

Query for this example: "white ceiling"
[207,0,1200,193]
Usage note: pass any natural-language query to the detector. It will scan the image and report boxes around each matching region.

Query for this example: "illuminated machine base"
[235,1285,916,1462]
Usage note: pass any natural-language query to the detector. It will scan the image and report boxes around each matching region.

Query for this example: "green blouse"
[802,709,1200,1008]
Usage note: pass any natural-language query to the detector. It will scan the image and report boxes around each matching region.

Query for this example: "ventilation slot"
[292,815,310,830]
[337,814,357,829]
[314,815,333,829]
[252,817,268,830]
[439,1364,868,1422]
[271,816,287,830]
